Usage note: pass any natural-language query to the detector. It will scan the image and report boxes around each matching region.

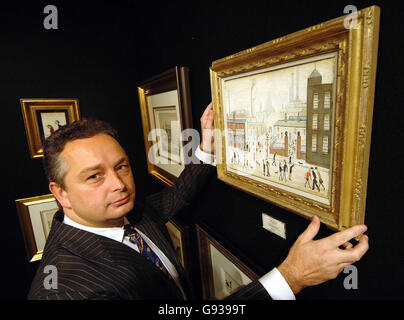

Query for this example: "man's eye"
[88,173,100,180]
[118,164,128,170]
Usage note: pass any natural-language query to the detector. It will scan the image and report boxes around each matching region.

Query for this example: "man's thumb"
[299,215,320,243]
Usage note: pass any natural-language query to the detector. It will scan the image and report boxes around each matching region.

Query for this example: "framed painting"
[166,217,191,273]
[210,6,380,231]
[15,194,58,262]
[20,98,80,158]
[196,225,259,300]
[137,67,193,187]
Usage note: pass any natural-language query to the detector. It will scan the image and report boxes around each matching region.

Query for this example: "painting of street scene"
[222,53,337,204]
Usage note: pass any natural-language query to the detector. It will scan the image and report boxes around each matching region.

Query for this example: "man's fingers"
[339,235,369,264]
[201,102,213,120]
[327,224,367,247]
[298,215,320,243]
[201,104,214,129]
[201,103,214,128]
[341,241,353,249]
[205,107,214,121]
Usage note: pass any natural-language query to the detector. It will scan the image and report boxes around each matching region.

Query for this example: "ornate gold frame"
[210,6,380,231]
[15,194,57,262]
[137,67,193,186]
[20,98,80,158]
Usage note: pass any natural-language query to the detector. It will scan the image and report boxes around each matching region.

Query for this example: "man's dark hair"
[43,118,119,188]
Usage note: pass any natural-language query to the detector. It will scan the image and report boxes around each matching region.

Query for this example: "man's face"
[58,134,136,227]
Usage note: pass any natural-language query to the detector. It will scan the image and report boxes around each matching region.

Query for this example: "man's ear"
[49,182,71,209]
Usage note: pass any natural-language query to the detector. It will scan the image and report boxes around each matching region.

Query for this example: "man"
[283,161,288,183]
[304,168,312,188]
[288,163,295,181]
[262,159,266,176]
[278,162,283,181]
[54,120,64,130]
[312,167,320,192]
[28,103,368,300]
[316,166,326,191]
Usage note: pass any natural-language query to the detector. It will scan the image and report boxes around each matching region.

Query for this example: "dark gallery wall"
[0,0,402,300]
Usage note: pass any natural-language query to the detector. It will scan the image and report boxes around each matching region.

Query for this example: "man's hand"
[200,102,215,154]
[277,216,369,295]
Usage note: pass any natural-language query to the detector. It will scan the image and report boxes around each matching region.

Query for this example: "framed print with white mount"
[15,194,58,262]
[210,6,380,231]
[137,67,193,187]
[20,98,80,159]
[196,225,259,300]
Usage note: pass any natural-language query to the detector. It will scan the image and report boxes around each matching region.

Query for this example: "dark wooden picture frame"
[196,225,259,300]
[137,67,193,186]
[166,217,192,275]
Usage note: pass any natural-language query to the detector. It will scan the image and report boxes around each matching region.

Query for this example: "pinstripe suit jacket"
[27,163,270,300]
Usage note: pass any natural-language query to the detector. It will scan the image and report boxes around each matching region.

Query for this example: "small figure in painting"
[315,167,326,191]
[47,124,55,134]
[283,161,288,183]
[289,163,295,181]
[54,120,66,130]
[272,152,277,166]
[262,159,266,176]
[266,159,270,177]
[304,168,312,188]
[311,167,320,192]
[225,279,233,293]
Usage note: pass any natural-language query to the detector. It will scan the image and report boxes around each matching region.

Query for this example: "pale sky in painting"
[223,54,336,116]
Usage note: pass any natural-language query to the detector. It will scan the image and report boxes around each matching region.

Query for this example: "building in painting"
[306,69,333,168]
[270,117,306,159]
[269,69,307,160]
[227,112,247,150]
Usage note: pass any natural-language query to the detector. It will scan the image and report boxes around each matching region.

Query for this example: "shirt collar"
[63,214,130,243]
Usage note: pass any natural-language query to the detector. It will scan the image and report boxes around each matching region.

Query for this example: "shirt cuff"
[195,145,216,166]
[258,267,296,300]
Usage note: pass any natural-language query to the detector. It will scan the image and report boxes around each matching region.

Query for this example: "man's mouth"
[111,195,130,206]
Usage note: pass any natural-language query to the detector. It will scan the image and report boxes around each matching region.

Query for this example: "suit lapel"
[127,201,184,274]
[51,208,180,271]
[127,202,193,298]
[47,211,112,262]
[48,208,189,299]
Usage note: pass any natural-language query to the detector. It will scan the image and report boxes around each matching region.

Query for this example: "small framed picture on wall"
[20,98,80,158]
[15,194,58,262]
[196,225,259,300]
[166,218,191,273]
[137,67,193,187]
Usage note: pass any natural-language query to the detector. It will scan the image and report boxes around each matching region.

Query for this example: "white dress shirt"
[63,146,295,300]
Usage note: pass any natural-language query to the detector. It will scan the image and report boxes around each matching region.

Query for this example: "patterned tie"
[123,224,171,278]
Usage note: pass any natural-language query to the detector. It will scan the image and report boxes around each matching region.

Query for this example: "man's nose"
[109,171,126,191]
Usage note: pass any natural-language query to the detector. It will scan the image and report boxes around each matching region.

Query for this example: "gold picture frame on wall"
[137,67,193,187]
[210,6,380,231]
[196,225,258,300]
[15,194,58,262]
[20,98,80,158]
